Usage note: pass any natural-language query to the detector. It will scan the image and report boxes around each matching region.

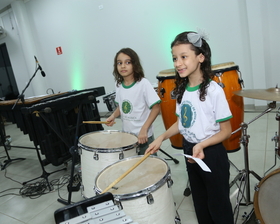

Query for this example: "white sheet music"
[174,153,211,172]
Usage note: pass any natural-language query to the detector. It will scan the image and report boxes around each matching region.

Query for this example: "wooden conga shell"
[212,62,244,152]
[157,69,183,149]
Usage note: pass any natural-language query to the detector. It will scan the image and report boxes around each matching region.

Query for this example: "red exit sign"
[56,46,63,55]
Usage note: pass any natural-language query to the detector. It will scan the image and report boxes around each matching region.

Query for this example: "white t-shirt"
[115,78,161,137]
[176,80,232,143]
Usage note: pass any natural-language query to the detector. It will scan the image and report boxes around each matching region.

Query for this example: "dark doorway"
[0,43,19,100]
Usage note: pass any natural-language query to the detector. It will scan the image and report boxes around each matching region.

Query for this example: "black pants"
[183,139,234,224]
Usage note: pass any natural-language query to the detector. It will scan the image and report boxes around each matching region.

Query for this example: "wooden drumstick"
[101,152,151,194]
[83,121,116,124]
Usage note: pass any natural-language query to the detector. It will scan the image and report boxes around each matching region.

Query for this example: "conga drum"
[212,62,244,152]
[94,156,180,224]
[157,69,183,149]
[254,168,280,224]
[78,130,138,198]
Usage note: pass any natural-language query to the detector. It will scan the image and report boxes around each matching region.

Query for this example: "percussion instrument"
[94,156,180,224]
[78,130,138,198]
[0,88,105,166]
[54,192,137,224]
[156,69,183,149]
[254,168,280,224]
[234,87,280,102]
[212,62,244,152]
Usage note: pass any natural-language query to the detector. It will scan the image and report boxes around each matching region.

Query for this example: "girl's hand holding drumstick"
[105,107,120,126]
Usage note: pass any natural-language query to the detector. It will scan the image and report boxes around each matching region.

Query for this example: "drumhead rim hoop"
[94,155,171,200]
[212,62,239,73]
[78,143,139,152]
[78,130,139,152]
[156,69,176,80]
[156,75,176,81]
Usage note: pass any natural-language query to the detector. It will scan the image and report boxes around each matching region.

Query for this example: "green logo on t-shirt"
[181,104,193,128]
[122,100,132,114]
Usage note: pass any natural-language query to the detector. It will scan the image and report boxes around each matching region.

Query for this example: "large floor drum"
[254,168,280,224]
[94,156,179,224]
[78,130,138,198]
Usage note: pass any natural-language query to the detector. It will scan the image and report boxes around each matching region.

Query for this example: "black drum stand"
[159,148,179,164]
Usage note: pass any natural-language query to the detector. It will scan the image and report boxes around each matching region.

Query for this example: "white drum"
[94,156,180,224]
[78,130,138,198]
[254,168,280,224]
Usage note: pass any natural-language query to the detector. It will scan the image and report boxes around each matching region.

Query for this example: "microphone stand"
[12,66,40,110]
[2,65,40,169]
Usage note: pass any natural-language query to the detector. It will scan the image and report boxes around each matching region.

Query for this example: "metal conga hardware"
[160,87,165,98]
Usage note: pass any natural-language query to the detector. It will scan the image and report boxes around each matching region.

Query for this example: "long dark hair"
[171,31,213,103]
[113,48,145,86]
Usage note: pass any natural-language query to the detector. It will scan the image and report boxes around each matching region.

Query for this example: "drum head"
[254,168,280,224]
[78,131,138,151]
[95,156,170,199]
[212,62,239,73]
[156,69,176,80]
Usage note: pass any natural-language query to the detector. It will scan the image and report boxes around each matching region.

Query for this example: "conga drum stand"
[230,101,276,223]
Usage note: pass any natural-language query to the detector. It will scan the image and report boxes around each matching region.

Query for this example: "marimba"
[0,87,105,166]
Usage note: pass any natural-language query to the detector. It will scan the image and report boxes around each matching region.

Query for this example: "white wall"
[0,0,280,112]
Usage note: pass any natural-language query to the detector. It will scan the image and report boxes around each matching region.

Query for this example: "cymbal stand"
[230,101,276,222]
[264,105,280,176]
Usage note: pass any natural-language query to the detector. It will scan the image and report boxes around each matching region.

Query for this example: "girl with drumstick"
[145,31,234,224]
[106,48,161,155]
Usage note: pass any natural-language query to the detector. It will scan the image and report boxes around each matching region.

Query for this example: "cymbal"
[234,87,280,101]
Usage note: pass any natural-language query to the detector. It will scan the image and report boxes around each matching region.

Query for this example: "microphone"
[34,56,46,77]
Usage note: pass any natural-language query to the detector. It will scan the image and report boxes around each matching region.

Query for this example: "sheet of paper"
[174,153,211,172]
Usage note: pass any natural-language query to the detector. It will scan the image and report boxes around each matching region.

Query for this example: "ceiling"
[0,0,19,12]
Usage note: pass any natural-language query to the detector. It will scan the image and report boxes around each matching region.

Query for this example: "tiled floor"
[0,108,280,224]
